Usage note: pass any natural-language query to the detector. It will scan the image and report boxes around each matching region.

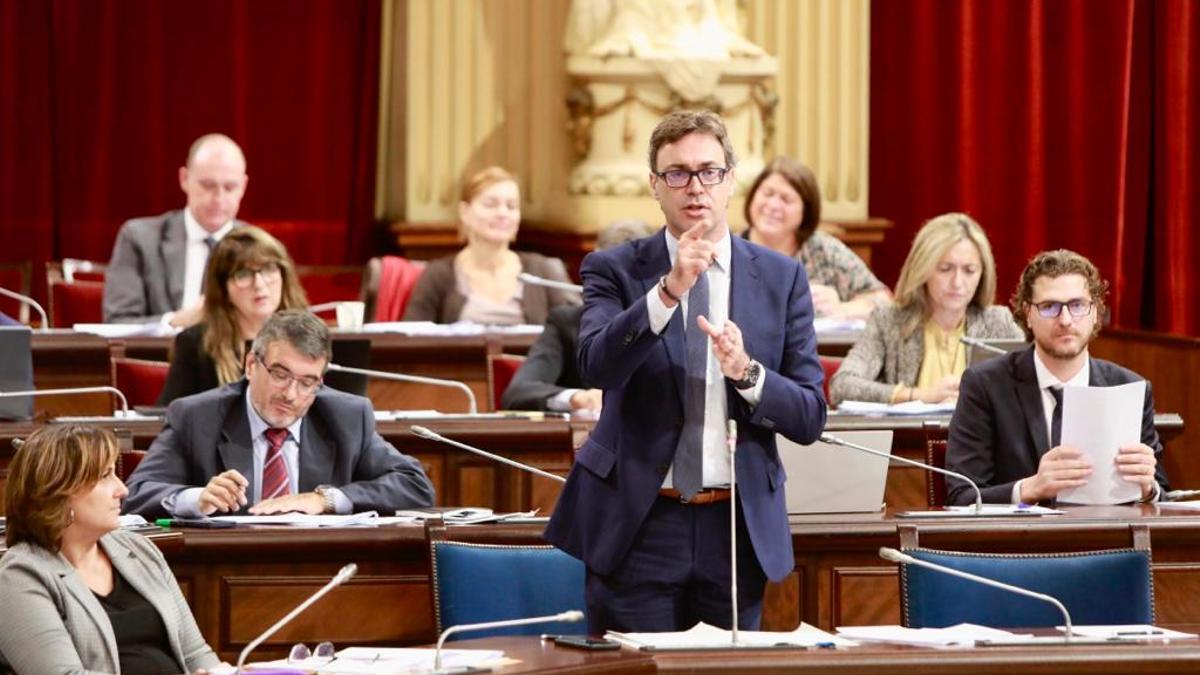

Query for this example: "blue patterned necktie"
[672,271,709,498]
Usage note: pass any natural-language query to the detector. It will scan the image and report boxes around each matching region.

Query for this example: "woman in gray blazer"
[0,425,221,674]
[830,213,1024,406]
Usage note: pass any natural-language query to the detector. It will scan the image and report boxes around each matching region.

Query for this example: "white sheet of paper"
[606,621,856,650]
[836,623,1027,646]
[1056,381,1145,505]
[1061,624,1197,640]
[208,511,388,527]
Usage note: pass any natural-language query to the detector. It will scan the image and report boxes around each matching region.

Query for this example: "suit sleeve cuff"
[547,389,578,412]
[646,286,677,334]
[735,369,766,407]
[327,487,353,514]
[167,488,206,518]
[1011,480,1024,506]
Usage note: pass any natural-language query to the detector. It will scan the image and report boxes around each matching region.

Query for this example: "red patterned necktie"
[262,428,292,501]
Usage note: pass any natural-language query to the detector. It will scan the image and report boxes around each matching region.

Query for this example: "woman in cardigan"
[830,213,1023,406]
[402,166,578,325]
[157,225,308,404]
[744,157,891,319]
[0,425,221,673]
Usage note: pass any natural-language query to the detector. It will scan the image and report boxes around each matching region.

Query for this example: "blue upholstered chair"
[426,520,586,639]
[897,524,1155,629]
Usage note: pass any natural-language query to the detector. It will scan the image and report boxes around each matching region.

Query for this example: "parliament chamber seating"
[486,353,526,411]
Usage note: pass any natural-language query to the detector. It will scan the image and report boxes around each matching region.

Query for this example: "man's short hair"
[1011,249,1108,339]
[647,110,737,172]
[251,310,332,366]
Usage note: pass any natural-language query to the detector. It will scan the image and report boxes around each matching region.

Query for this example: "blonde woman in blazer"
[830,213,1023,407]
[0,426,220,674]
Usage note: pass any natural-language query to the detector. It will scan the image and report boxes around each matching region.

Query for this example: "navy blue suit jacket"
[543,230,827,582]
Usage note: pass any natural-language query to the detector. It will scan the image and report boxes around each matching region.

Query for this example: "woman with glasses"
[829,213,1023,406]
[743,157,891,319]
[402,166,579,325]
[157,225,308,404]
[0,425,222,674]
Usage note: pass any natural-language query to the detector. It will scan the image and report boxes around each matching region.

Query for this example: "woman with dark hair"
[744,157,891,319]
[0,425,221,673]
[157,225,308,404]
[403,166,578,325]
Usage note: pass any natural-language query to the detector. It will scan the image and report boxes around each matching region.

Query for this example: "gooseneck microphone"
[819,432,984,512]
[235,563,358,673]
[411,425,566,483]
[726,419,740,645]
[433,610,584,671]
[0,386,130,417]
[878,547,1074,639]
[517,273,583,294]
[0,287,49,328]
[326,363,478,414]
[960,335,1011,356]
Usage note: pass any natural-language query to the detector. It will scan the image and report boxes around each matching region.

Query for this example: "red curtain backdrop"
[0,0,380,303]
[870,0,1200,335]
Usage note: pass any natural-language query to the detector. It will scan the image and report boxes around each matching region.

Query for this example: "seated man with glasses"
[124,310,435,519]
[945,249,1168,506]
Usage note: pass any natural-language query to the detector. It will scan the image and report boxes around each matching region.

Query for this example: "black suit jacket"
[500,304,584,411]
[157,324,220,405]
[946,346,1168,505]
[123,380,435,519]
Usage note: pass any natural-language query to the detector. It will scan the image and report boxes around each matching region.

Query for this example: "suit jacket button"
[623,331,636,345]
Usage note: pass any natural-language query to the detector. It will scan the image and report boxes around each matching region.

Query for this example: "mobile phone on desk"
[554,636,621,651]
[156,517,237,529]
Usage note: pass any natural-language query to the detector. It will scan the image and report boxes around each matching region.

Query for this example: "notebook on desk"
[0,326,33,420]
[965,338,1028,367]
[779,430,894,514]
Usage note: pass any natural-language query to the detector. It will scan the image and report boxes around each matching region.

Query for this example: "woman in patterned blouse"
[744,157,892,319]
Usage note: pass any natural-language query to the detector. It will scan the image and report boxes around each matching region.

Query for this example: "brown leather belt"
[658,487,732,505]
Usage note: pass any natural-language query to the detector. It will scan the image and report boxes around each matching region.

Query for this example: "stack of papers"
[836,623,1028,646]
[607,621,856,650]
[1060,624,1197,640]
[209,647,505,674]
[207,511,417,527]
[898,504,1063,518]
[395,507,542,524]
[835,400,957,416]
[360,321,543,336]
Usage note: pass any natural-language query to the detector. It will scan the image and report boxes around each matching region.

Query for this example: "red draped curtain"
[870,0,1200,335]
[0,0,380,303]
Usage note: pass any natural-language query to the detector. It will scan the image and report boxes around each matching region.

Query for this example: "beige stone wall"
[382,0,870,230]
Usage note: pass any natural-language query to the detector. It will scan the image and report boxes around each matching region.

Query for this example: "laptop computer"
[779,430,894,514]
[0,326,34,420]
[965,338,1028,367]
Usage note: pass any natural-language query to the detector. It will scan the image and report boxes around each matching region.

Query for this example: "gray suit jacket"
[122,380,436,519]
[0,529,219,675]
[102,210,246,324]
[829,304,1024,406]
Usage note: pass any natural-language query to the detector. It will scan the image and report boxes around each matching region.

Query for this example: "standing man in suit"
[545,111,827,633]
[103,133,249,326]
[946,249,1167,505]
[123,310,434,520]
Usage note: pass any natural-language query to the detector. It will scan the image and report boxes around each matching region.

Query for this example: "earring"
[67,508,75,526]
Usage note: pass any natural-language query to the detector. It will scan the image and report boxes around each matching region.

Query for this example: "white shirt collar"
[184,208,235,244]
[1033,348,1091,390]
[245,384,304,440]
[662,227,733,273]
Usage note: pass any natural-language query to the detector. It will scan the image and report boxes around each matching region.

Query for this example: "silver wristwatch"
[733,360,762,390]
[313,485,337,514]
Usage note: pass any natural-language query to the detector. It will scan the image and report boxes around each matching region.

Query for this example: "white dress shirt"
[181,209,234,309]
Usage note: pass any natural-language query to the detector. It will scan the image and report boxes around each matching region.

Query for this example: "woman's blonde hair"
[199,226,308,383]
[893,212,998,337]
[5,425,120,550]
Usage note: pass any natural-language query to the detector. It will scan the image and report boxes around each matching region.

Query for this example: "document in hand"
[1057,381,1145,505]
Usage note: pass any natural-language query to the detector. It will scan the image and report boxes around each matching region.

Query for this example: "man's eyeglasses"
[231,261,282,288]
[1034,299,1094,319]
[654,167,729,189]
[255,353,322,395]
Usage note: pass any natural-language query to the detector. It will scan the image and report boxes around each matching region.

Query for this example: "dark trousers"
[584,495,767,634]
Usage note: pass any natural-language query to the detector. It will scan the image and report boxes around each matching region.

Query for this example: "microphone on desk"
[411,425,566,483]
[235,563,358,674]
[959,335,1011,356]
[878,547,1075,640]
[433,610,584,672]
[517,273,583,294]
[327,363,478,414]
[0,386,131,417]
[0,286,49,329]
[819,432,984,513]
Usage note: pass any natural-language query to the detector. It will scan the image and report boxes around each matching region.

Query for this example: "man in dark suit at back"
[123,310,434,520]
[947,249,1167,505]
[545,111,827,634]
[103,133,249,326]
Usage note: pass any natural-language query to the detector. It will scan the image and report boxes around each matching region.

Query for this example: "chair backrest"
[0,262,33,324]
[362,256,425,322]
[487,353,526,411]
[60,258,107,283]
[819,355,842,404]
[48,279,105,327]
[897,524,1155,629]
[427,520,585,638]
[296,265,364,307]
[113,428,147,481]
[111,356,170,408]
[925,439,948,507]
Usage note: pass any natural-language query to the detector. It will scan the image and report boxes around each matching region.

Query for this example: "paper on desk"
[813,317,866,334]
[606,621,855,650]
[1059,624,1197,640]
[897,504,1063,518]
[329,647,505,673]
[208,511,398,527]
[834,400,957,416]
[1156,499,1200,510]
[836,623,1028,646]
[1057,381,1145,505]
[72,322,179,338]
[359,321,543,336]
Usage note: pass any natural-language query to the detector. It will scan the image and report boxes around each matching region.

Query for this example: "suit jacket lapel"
[636,231,686,404]
[218,398,255,512]
[298,407,334,492]
[162,211,188,308]
[102,535,184,664]
[1014,347,1052,461]
[52,552,120,671]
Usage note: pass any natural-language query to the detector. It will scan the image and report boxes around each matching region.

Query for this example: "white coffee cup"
[336,301,365,331]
